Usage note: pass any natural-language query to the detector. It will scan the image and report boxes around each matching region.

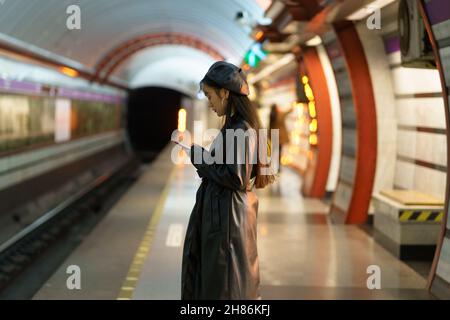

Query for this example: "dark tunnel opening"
[126,87,184,162]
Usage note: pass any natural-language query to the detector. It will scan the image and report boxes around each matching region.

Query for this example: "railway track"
[0,155,141,297]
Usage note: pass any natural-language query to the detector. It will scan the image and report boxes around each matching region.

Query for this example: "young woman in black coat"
[180,61,275,300]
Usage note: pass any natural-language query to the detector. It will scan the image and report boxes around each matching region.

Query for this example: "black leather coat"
[181,115,260,300]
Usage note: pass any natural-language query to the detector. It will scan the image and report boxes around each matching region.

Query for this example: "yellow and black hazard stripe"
[399,210,444,222]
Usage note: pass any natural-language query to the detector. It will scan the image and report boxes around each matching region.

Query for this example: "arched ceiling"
[0,0,270,94]
[120,45,216,96]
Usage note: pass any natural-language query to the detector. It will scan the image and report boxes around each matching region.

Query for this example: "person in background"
[269,104,294,171]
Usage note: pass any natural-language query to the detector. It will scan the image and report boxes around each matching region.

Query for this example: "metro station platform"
[32,146,433,300]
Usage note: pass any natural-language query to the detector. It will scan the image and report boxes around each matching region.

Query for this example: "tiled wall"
[421,0,450,297]
[383,40,446,200]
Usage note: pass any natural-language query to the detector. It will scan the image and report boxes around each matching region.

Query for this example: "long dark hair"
[200,77,275,188]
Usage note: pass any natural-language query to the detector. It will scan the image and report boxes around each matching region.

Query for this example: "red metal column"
[301,47,333,198]
[334,22,378,224]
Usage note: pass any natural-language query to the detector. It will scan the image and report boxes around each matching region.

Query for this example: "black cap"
[201,61,249,96]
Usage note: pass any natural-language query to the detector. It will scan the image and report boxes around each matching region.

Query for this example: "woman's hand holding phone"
[171,136,192,156]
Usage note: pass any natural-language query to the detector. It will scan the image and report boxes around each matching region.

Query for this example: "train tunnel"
[0,0,450,304]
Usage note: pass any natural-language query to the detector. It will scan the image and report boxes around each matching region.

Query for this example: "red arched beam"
[92,33,224,84]
[417,0,450,293]
[301,46,333,198]
[99,37,224,84]
[306,5,336,35]
[334,22,378,224]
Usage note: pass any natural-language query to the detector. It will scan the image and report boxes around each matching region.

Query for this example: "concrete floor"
[33,149,434,300]
[256,169,433,299]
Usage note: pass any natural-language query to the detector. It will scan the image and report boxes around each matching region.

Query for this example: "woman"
[181,61,275,300]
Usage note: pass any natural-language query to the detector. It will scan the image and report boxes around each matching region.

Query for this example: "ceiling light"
[59,66,79,77]
[305,36,322,47]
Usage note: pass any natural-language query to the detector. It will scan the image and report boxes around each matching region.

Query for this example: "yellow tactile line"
[117,167,177,300]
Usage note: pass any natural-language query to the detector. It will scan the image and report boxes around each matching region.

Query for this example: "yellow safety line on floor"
[117,167,177,300]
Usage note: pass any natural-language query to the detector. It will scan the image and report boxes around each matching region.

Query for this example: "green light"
[245,43,268,68]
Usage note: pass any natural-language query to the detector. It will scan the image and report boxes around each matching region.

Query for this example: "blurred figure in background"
[269,104,293,171]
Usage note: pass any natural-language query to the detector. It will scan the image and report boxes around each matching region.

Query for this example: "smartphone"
[173,140,191,152]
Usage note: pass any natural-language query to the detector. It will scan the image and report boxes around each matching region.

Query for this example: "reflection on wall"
[0,95,54,153]
[0,93,123,155]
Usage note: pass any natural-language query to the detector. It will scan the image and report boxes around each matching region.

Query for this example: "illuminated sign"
[244,42,268,68]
